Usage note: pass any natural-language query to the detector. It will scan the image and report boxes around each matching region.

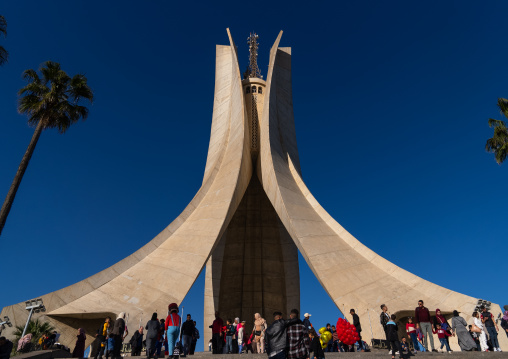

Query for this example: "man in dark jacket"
[265,312,287,359]
[350,309,364,352]
[130,327,144,356]
[0,337,13,359]
[287,309,310,359]
[181,314,195,357]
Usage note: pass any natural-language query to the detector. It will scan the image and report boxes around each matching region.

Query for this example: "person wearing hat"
[165,303,181,358]
[303,313,312,330]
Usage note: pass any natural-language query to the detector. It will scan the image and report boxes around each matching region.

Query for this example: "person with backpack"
[386,314,401,359]
[165,303,181,358]
[180,314,195,357]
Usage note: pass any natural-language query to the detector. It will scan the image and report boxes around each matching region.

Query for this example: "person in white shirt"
[472,312,487,352]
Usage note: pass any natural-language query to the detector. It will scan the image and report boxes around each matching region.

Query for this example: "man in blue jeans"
[181,314,195,357]
[481,306,502,352]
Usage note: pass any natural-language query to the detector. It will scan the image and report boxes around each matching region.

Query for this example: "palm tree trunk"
[0,120,45,236]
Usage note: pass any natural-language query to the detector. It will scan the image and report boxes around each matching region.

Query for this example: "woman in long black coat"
[72,328,86,358]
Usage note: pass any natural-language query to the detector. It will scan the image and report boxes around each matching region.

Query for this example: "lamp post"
[21,298,45,338]
[0,316,12,334]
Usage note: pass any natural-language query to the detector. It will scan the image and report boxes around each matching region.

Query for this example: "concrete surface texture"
[1,28,506,354]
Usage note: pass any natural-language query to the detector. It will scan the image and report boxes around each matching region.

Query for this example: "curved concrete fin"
[0,30,252,348]
[258,36,505,347]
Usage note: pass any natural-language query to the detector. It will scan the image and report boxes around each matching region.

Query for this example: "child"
[386,314,401,359]
[308,328,325,359]
[406,317,418,353]
[433,324,452,353]
[105,334,115,359]
[415,327,426,352]
[468,325,481,352]
[400,337,414,358]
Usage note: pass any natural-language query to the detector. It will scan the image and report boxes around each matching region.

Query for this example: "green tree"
[0,61,93,236]
[0,15,8,65]
[485,98,508,165]
[13,318,55,343]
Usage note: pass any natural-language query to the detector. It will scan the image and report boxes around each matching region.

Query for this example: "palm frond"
[0,45,7,65]
[0,15,6,37]
[69,74,94,103]
[487,118,506,128]
[22,69,41,84]
[497,98,508,120]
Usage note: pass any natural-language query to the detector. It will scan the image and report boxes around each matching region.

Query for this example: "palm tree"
[485,98,508,165]
[13,318,55,344]
[0,15,8,65]
[0,61,93,236]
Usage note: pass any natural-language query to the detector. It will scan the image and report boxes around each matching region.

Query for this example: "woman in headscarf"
[501,305,508,339]
[72,328,86,358]
[253,313,266,353]
[17,333,32,352]
[145,313,160,359]
[165,303,181,358]
[112,312,127,358]
[433,309,452,347]
[450,310,476,351]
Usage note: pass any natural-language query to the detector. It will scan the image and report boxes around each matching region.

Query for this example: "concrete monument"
[1,29,506,352]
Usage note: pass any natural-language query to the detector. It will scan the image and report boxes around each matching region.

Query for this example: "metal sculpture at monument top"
[1,29,506,352]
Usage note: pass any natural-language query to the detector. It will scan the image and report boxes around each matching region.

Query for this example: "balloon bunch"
[318,327,332,349]
[335,318,360,346]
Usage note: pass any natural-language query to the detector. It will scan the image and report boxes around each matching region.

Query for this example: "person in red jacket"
[405,317,418,353]
[432,324,453,353]
[209,312,223,354]
[165,303,181,358]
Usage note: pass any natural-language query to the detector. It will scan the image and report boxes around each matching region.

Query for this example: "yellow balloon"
[319,338,327,349]
[322,331,332,343]
[319,327,327,334]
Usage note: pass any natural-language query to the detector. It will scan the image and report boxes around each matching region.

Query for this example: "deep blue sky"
[1,0,507,351]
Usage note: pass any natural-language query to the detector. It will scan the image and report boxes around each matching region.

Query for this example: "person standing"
[414,300,436,352]
[225,319,235,354]
[253,313,267,353]
[405,317,418,353]
[302,313,312,330]
[232,318,239,354]
[97,316,112,359]
[111,313,127,359]
[265,311,287,359]
[349,309,364,352]
[145,313,160,359]
[501,305,508,339]
[72,328,86,358]
[181,314,195,357]
[90,331,103,359]
[481,305,502,352]
[287,309,310,359]
[155,319,165,358]
[237,320,245,354]
[210,311,223,354]
[308,329,325,359]
[190,321,199,355]
[386,315,401,359]
[379,304,390,343]
[432,324,452,353]
[450,310,475,351]
[165,303,181,358]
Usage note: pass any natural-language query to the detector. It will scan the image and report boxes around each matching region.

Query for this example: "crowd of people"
[380,300,508,359]
[1,300,507,359]
[88,305,200,359]
[208,309,369,359]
